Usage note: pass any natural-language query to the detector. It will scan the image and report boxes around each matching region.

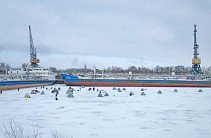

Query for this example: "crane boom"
[29,25,40,68]
[191,24,202,75]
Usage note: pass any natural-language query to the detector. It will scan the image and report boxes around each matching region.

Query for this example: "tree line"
[0,62,209,76]
[51,65,196,76]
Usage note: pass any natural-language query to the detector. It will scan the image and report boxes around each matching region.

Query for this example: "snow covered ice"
[0,84,211,138]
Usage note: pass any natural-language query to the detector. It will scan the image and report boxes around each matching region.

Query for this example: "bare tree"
[22,63,29,69]
[6,64,10,71]
[154,65,160,75]
[50,129,70,138]
[1,120,42,138]
[50,67,58,73]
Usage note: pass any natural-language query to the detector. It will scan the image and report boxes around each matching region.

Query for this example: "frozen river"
[0,84,211,138]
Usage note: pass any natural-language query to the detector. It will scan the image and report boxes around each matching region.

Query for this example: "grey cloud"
[0,0,211,68]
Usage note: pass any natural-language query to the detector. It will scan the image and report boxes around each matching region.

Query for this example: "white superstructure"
[25,67,55,80]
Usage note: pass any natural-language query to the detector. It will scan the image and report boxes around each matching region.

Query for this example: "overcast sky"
[0,0,210,69]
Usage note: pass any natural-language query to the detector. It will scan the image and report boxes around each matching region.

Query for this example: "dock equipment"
[29,25,40,68]
[191,24,202,75]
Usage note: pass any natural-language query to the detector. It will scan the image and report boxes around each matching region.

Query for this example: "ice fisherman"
[24,93,31,98]
[98,91,103,97]
[129,92,134,96]
[55,91,59,100]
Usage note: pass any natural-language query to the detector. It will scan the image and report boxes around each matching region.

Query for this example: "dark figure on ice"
[55,92,59,100]
[88,88,91,91]
[0,91,2,94]
[104,92,109,96]
[24,93,31,98]
[112,87,116,90]
[158,90,162,94]
[93,87,95,91]
[98,91,103,97]
[198,89,203,92]
[141,92,146,96]
[18,88,20,91]
[129,92,134,96]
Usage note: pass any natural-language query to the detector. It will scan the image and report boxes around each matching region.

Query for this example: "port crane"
[191,24,202,75]
[29,25,40,68]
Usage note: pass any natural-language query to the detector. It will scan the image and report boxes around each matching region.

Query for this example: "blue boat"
[61,73,211,87]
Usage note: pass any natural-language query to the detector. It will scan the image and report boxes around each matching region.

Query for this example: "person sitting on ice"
[24,93,31,98]
[117,88,122,92]
[104,92,109,96]
[198,89,203,92]
[40,91,45,95]
[158,90,162,94]
[174,89,178,92]
[66,89,73,94]
[52,88,58,93]
[129,92,134,96]
[98,91,103,97]
[141,92,146,96]
[0,91,2,94]
[67,93,74,98]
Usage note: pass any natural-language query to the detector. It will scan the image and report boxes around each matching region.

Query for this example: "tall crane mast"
[191,24,202,75]
[29,25,40,68]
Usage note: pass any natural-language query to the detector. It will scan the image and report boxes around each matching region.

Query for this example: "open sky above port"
[0,0,211,69]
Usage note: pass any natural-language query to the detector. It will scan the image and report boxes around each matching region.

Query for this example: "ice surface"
[0,84,211,138]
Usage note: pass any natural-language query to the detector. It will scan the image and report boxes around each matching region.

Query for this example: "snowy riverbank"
[0,84,211,138]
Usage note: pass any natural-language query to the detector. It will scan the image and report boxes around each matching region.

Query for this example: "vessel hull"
[0,80,55,91]
[61,73,211,87]
[64,81,211,87]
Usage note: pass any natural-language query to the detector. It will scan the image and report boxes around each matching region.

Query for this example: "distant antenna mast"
[191,24,202,75]
[29,25,40,68]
